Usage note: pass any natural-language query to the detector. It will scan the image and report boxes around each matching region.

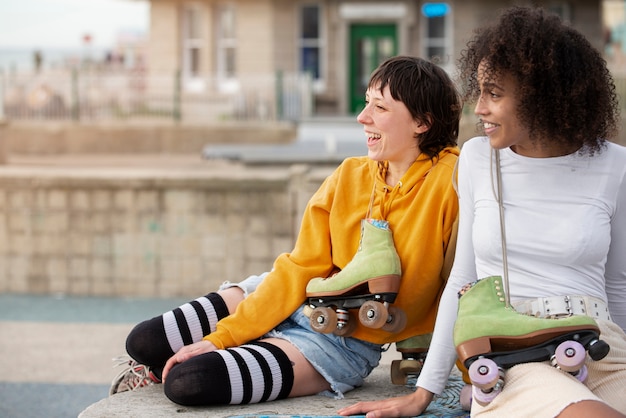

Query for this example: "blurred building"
[147,0,605,116]
[603,0,626,72]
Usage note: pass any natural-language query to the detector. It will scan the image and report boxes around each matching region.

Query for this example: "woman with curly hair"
[340,6,626,418]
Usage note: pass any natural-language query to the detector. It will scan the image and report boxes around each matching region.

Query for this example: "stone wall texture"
[0,163,331,298]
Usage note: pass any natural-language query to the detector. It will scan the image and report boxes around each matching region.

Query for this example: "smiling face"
[475,63,534,155]
[356,83,426,167]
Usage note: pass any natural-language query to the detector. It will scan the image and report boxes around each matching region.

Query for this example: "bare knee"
[263,337,331,397]
[217,287,244,314]
[558,400,626,418]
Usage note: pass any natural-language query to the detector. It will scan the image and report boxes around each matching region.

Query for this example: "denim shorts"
[220,272,383,398]
[267,304,383,399]
[219,272,269,296]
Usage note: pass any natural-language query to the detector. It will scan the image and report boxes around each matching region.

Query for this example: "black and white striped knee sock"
[164,341,295,406]
[126,292,229,368]
[162,292,228,352]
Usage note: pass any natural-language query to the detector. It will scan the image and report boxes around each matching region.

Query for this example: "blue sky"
[0,0,149,49]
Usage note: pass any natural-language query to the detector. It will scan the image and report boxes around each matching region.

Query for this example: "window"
[547,3,571,23]
[216,3,237,90]
[421,3,453,69]
[182,3,204,89]
[299,4,324,90]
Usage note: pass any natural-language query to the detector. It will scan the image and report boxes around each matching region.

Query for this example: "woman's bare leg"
[262,337,332,397]
[558,400,626,418]
[219,288,331,397]
[217,286,245,314]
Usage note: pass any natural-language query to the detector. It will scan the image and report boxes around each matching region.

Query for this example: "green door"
[349,24,398,114]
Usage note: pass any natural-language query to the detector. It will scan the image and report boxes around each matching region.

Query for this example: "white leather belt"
[512,295,611,321]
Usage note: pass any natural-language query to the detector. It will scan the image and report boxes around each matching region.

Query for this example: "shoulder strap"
[493,148,511,307]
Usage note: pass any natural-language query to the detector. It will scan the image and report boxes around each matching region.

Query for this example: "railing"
[0,68,314,123]
[2,66,625,124]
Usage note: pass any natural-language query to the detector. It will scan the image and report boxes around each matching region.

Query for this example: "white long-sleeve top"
[417,136,626,396]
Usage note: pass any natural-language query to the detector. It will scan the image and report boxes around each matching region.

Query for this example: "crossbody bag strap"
[492,148,511,307]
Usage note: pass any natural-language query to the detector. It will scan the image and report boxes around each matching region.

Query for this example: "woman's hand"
[337,387,434,418]
[162,340,218,382]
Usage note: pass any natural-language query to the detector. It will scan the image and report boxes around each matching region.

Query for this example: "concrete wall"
[0,119,6,163]
[148,1,181,76]
[0,121,296,155]
[0,163,331,298]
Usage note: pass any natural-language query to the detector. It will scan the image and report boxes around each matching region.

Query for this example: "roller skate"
[389,335,473,412]
[390,335,473,411]
[453,276,610,406]
[305,218,406,337]
[390,334,431,387]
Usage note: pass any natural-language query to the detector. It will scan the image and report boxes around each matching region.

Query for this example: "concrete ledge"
[79,350,467,418]
[0,158,331,298]
[2,121,297,155]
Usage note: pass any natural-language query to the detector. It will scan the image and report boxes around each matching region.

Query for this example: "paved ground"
[0,293,189,418]
[0,293,467,418]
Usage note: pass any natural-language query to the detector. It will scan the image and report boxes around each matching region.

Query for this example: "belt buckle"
[564,295,572,316]
[544,296,573,318]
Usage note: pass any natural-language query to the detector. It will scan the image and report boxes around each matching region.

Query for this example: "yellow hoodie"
[205,147,460,348]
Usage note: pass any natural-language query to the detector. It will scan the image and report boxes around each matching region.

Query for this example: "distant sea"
[0,47,108,73]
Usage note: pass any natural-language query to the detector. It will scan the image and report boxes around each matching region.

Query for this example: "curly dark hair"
[458,6,620,154]
[369,55,461,159]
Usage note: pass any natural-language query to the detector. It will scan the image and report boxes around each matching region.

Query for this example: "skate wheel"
[460,384,472,411]
[573,364,588,382]
[390,359,423,386]
[398,359,424,375]
[358,301,388,329]
[469,358,499,390]
[472,383,500,406]
[390,360,407,385]
[333,315,357,337]
[309,307,337,334]
[555,340,586,372]
[588,339,610,361]
[381,306,407,333]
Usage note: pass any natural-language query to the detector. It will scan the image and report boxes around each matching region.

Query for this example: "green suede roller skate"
[305,218,406,337]
[454,276,610,406]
